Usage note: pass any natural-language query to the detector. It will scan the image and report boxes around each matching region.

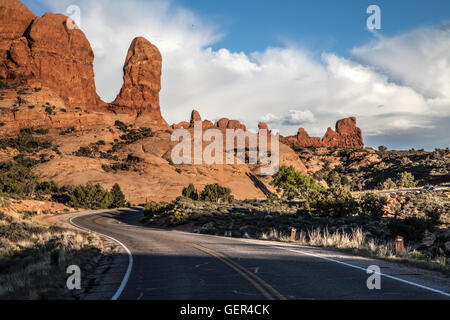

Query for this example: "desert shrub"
[67,183,113,209]
[36,181,59,194]
[102,162,131,172]
[377,178,397,190]
[169,209,189,226]
[73,144,99,158]
[200,184,234,203]
[143,201,166,218]
[119,127,154,143]
[182,183,199,200]
[387,217,431,243]
[0,161,38,196]
[314,186,357,217]
[59,127,76,135]
[3,129,52,153]
[359,193,387,218]
[395,172,417,188]
[13,154,40,168]
[270,165,325,200]
[114,120,129,132]
[44,106,55,115]
[0,195,10,210]
[110,183,126,208]
[34,128,49,135]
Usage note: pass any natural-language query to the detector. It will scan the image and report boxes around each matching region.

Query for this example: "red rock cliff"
[280,117,364,148]
[0,1,103,109]
[110,37,168,130]
[0,1,169,131]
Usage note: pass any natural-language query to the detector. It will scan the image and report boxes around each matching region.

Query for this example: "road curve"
[71,208,450,300]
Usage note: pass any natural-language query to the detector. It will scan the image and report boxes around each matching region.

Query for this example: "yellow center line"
[93,215,285,300]
[155,234,286,300]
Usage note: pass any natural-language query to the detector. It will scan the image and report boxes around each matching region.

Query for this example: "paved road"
[352,185,449,196]
[71,208,450,300]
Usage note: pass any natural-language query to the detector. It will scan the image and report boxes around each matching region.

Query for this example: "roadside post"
[395,235,405,255]
[290,227,297,242]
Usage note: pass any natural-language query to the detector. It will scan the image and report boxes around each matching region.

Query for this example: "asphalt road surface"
[70,208,450,300]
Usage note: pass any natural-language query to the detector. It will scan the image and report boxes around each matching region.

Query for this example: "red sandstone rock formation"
[202,120,214,129]
[190,109,202,125]
[111,37,168,130]
[0,2,103,109]
[281,117,364,148]
[216,118,229,129]
[0,1,169,131]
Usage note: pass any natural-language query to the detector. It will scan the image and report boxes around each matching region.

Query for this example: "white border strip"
[69,213,133,300]
[266,244,450,297]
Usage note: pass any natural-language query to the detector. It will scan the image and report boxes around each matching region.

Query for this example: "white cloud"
[261,109,315,126]
[41,0,450,149]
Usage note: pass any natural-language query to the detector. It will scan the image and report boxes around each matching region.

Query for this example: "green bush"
[114,120,129,132]
[182,183,199,200]
[67,183,113,209]
[378,178,397,190]
[200,184,234,203]
[59,127,76,135]
[387,217,431,243]
[0,161,38,196]
[314,186,357,217]
[143,201,165,218]
[359,193,387,218]
[270,165,325,200]
[395,172,417,188]
[110,183,127,208]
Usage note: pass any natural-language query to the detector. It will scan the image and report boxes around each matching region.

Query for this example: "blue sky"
[179,0,450,57]
[22,0,450,150]
[25,0,450,56]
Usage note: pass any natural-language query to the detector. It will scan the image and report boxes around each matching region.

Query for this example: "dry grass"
[261,227,449,275]
[0,211,106,299]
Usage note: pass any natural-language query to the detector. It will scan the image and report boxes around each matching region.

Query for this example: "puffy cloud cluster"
[42,0,450,150]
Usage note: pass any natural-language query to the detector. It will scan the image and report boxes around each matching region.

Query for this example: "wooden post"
[395,235,404,255]
[290,227,297,242]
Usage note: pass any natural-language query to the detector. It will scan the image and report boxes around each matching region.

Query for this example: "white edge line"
[69,212,133,300]
[87,209,450,298]
[267,245,450,298]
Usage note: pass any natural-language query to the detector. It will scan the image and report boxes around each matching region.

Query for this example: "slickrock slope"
[281,117,364,148]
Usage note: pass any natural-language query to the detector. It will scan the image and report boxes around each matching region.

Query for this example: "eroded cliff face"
[110,37,169,130]
[281,117,364,148]
[0,3,102,110]
[0,0,168,132]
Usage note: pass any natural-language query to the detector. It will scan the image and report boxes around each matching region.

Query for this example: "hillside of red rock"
[281,117,364,148]
[0,0,308,204]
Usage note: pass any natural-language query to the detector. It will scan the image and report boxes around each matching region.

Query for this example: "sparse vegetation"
[300,147,449,191]
[0,128,51,153]
[182,183,199,200]
[0,211,106,299]
[199,184,234,203]
[65,183,128,209]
